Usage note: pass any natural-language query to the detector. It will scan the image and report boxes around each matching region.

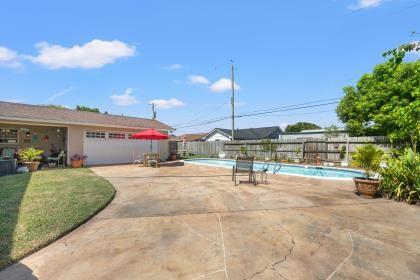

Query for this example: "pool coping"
[182,158,363,181]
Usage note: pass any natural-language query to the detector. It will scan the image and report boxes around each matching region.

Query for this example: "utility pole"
[231,61,235,141]
[150,103,156,120]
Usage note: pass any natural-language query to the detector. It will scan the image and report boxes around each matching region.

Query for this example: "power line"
[174,100,339,129]
[170,101,229,127]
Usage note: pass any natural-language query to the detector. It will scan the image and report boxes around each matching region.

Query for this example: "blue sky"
[0,0,419,134]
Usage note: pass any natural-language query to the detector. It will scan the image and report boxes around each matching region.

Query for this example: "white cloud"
[0,46,22,68]
[210,78,241,93]
[172,80,181,84]
[165,64,183,70]
[48,86,73,102]
[5,98,30,103]
[110,88,140,106]
[150,98,185,109]
[186,75,210,85]
[30,39,135,69]
[348,0,382,10]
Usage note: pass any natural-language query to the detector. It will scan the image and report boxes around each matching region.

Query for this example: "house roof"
[171,133,207,142]
[0,101,172,131]
[206,126,281,140]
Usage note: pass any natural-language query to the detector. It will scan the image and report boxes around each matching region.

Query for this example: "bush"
[18,147,44,162]
[379,148,420,203]
[351,144,384,179]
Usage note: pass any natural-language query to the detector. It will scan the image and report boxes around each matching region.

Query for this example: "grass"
[0,168,115,269]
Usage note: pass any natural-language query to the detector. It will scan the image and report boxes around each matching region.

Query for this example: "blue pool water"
[184,158,363,179]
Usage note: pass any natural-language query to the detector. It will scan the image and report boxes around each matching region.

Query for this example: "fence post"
[301,140,305,160]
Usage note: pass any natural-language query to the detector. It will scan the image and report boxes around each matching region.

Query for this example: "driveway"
[1,163,420,280]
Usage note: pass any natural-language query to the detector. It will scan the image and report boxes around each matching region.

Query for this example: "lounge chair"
[232,156,256,186]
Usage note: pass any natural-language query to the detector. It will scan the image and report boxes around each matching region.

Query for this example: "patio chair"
[47,151,66,167]
[132,152,142,165]
[144,153,160,168]
[232,156,256,186]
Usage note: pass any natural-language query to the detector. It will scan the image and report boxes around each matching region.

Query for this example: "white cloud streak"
[48,86,74,102]
[110,88,140,106]
[0,46,22,68]
[187,75,210,85]
[348,0,383,10]
[30,39,135,69]
[150,98,185,109]
[210,78,241,93]
[165,64,183,70]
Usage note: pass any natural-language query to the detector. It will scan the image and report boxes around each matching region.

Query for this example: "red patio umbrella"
[131,128,169,152]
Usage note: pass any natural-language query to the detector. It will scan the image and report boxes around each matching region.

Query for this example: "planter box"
[23,161,40,172]
[353,177,380,198]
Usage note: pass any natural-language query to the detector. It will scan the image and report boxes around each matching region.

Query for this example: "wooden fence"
[174,136,391,162]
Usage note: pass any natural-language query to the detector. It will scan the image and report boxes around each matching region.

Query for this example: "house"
[170,133,207,142]
[280,129,347,140]
[0,101,172,165]
[203,126,282,141]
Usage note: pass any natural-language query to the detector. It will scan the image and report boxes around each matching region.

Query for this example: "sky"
[0,0,419,134]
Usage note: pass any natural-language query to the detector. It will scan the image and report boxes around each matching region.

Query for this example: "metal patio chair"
[232,155,256,186]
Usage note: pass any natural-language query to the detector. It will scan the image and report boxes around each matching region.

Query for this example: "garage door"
[83,131,159,165]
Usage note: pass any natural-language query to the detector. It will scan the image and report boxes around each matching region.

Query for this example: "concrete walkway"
[1,163,420,280]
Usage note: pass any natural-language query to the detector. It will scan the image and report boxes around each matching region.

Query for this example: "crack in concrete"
[243,222,295,280]
[325,231,353,280]
[217,214,230,280]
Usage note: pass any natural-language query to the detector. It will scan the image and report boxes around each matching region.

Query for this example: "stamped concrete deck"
[1,163,420,280]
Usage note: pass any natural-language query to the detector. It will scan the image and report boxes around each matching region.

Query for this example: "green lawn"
[0,168,115,269]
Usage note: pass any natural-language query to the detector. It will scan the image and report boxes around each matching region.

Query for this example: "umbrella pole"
[150,139,152,152]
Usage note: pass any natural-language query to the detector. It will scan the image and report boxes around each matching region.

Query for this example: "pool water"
[184,158,363,179]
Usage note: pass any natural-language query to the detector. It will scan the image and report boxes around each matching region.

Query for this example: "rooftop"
[0,101,172,131]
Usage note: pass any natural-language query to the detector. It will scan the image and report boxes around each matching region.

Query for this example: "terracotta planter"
[170,154,177,161]
[71,159,83,168]
[23,161,40,172]
[353,177,380,198]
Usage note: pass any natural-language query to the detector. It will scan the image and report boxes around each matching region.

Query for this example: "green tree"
[336,61,419,149]
[285,122,321,133]
[76,105,100,113]
[324,125,341,138]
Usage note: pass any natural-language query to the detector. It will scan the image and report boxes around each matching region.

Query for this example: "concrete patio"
[1,163,420,280]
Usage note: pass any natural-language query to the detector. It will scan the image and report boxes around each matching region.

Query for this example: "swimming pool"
[184,158,363,179]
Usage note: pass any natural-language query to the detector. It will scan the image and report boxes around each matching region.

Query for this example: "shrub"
[71,154,88,161]
[239,146,248,155]
[379,148,420,203]
[351,144,384,179]
[18,147,44,162]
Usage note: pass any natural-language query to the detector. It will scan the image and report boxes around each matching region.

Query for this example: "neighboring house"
[171,133,207,142]
[280,129,347,140]
[203,126,282,141]
[0,101,172,165]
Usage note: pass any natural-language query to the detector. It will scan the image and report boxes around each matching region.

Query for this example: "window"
[109,132,126,139]
[86,131,105,139]
[0,128,18,144]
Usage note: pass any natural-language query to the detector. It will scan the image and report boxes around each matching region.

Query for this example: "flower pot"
[293,157,301,163]
[170,154,177,161]
[353,177,380,198]
[71,159,83,168]
[48,162,56,168]
[23,161,40,172]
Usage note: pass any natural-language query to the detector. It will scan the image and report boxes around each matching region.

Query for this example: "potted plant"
[293,147,301,163]
[19,147,44,172]
[70,154,87,168]
[351,144,384,198]
[239,145,248,156]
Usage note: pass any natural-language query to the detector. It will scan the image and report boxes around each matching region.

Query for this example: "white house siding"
[206,132,230,142]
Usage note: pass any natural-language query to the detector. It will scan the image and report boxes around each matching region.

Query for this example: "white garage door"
[83,131,159,165]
